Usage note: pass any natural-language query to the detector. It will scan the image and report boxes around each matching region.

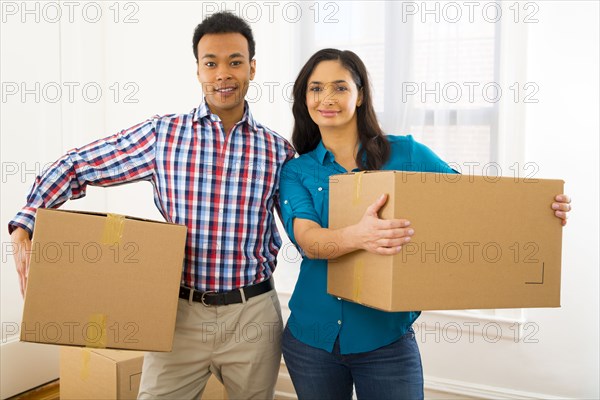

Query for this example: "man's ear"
[250,59,256,80]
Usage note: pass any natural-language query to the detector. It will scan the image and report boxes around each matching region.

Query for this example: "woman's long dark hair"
[291,48,390,170]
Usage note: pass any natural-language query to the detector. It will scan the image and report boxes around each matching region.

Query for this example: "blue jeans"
[282,325,423,400]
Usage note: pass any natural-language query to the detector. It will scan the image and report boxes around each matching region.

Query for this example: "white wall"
[0,9,67,398]
[419,2,599,399]
[522,3,599,395]
[1,1,598,399]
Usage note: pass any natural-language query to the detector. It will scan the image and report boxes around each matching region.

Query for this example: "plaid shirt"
[9,102,296,291]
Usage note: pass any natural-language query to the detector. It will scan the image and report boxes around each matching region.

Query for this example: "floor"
[7,379,294,400]
[7,380,59,400]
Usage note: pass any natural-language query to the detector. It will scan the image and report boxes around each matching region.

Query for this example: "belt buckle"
[200,291,217,307]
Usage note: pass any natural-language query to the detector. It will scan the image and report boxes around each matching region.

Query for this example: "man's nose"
[216,65,232,81]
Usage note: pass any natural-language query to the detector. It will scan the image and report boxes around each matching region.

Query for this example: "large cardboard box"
[328,171,564,311]
[21,208,187,351]
[60,347,145,399]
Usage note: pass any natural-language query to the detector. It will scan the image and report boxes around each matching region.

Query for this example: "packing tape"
[352,171,366,205]
[101,213,125,245]
[352,260,364,303]
[86,313,107,349]
[80,348,91,381]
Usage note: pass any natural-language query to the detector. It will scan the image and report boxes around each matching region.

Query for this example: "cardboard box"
[21,208,187,351]
[203,374,228,399]
[328,171,564,311]
[60,347,145,399]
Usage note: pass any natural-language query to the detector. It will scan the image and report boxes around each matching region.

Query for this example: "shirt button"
[219,209,224,214]
[337,297,341,301]
[283,200,288,204]
[318,187,323,191]
[337,320,342,325]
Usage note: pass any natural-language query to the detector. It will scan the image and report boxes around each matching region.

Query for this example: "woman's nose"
[322,91,338,105]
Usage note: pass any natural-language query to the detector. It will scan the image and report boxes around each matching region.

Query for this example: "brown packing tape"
[352,171,366,205]
[352,260,364,303]
[86,313,108,349]
[351,172,366,302]
[80,348,91,381]
[101,213,125,245]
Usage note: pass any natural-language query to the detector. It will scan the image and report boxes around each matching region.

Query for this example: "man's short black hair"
[192,12,255,62]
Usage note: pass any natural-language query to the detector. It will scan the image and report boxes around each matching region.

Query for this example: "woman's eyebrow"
[308,80,348,85]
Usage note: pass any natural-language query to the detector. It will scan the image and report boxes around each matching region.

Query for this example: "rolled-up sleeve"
[279,160,322,246]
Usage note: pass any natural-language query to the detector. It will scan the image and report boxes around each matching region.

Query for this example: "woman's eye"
[309,87,322,92]
[336,86,348,91]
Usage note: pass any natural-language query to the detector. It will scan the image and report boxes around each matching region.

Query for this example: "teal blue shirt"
[279,135,456,354]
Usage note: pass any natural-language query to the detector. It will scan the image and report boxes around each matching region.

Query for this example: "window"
[301,1,500,166]
[293,1,527,326]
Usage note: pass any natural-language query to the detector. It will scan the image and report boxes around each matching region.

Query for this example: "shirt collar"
[312,140,366,171]
[313,140,335,165]
[193,99,257,131]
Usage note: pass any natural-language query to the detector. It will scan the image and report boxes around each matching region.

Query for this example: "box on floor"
[60,347,227,399]
[60,347,144,399]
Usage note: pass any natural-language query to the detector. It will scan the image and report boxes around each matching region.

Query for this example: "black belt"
[179,277,273,306]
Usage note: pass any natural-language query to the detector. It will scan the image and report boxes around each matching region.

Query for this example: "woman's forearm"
[296,224,361,260]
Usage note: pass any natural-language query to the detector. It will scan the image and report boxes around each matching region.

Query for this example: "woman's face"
[305,60,363,132]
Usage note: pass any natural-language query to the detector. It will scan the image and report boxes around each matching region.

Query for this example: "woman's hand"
[293,194,414,259]
[345,194,414,255]
[552,194,572,226]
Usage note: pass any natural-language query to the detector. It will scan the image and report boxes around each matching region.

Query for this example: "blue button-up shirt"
[280,135,455,354]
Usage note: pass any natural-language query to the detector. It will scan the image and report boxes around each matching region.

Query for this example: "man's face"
[196,33,256,118]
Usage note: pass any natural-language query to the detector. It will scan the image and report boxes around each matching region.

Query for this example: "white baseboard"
[0,338,59,399]
[424,376,574,400]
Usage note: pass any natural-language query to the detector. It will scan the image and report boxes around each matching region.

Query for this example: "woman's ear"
[357,87,364,107]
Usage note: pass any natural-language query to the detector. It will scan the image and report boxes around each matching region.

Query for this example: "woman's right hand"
[344,194,414,255]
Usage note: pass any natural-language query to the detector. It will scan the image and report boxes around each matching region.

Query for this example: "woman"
[279,48,571,400]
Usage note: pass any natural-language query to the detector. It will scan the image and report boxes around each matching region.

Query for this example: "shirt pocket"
[229,161,279,202]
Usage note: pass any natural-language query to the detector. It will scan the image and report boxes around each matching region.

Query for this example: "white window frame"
[294,1,532,340]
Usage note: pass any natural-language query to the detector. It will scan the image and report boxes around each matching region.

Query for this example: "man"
[9,12,295,400]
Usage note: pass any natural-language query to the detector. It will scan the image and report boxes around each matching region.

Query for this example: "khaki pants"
[138,288,283,400]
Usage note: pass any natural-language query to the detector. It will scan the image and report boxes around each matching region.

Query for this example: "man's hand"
[11,227,31,297]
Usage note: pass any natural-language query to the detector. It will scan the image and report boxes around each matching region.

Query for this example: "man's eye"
[231,61,242,66]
